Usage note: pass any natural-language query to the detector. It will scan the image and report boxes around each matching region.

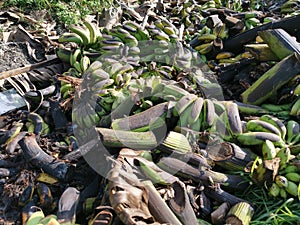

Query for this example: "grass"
[236,184,300,225]
[2,0,112,24]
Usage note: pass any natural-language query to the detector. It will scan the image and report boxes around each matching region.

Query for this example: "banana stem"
[225,202,254,225]
[96,127,159,150]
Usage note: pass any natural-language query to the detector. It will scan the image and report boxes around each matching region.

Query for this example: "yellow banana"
[216,51,235,60]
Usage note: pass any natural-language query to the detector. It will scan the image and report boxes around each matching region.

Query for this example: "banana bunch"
[152,18,179,42]
[269,164,300,198]
[191,22,229,56]
[58,19,101,49]
[60,80,75,99]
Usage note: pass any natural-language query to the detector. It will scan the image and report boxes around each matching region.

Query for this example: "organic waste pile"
[1,0,300,224]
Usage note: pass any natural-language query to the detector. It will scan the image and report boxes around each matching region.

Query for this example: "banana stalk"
[258,29,300,60]
[111,102,170,131]
[143,180,183,225]
[96,127,158,150]
[225,202,254,225]
[168,181,198,225]
[245,44,279,61]
[241,53,300,105]
[19,133,70,181]
[207,142,257,171]
[157,157,248,189]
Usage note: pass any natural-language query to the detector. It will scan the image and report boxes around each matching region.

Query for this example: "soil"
[0,42,36,73]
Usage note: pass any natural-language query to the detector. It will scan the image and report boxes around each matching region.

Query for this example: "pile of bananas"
[44,1,300,225]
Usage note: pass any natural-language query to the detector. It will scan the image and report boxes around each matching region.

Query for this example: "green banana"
[161,84,189,101]
[259,115,287,140]
[73,61,82,73]
[283,165,299,174]
[58,32,83,45]
[287,121,300,142]
[25,210,45,225]
[290,98,300,116]
[39,215,60,225]
[189,115,202,132]
[285,172,300,182]
[261,103,292,112]
[236,132,283,146]
[234,101,269,115]
[69,48,81,67]
[276,147,291,169]
[286,180,298,196]
[56,48,72,63]
[280,188,287,199]
[269,182,281,197]
[69,24,91,46]
[213,100,226,115]
[111,102,169,131]
[262,140,277,160]
[246,119,282,137]
[174,94,198,116]
[286,120,300,143]
[178,102,194,128]
[83,20,101,44]
[80,55,90,72]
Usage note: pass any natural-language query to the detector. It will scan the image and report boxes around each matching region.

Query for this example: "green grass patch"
[236,184,300,224]
[3,0,112,24]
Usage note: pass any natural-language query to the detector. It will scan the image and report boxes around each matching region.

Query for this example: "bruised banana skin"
[188,97,204,125]
[236,132,283,146]
[202,99,215,130]
[246,119,282,137]
[174,94,198,116]
[224,102,243,135]
[259,115,287,140]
